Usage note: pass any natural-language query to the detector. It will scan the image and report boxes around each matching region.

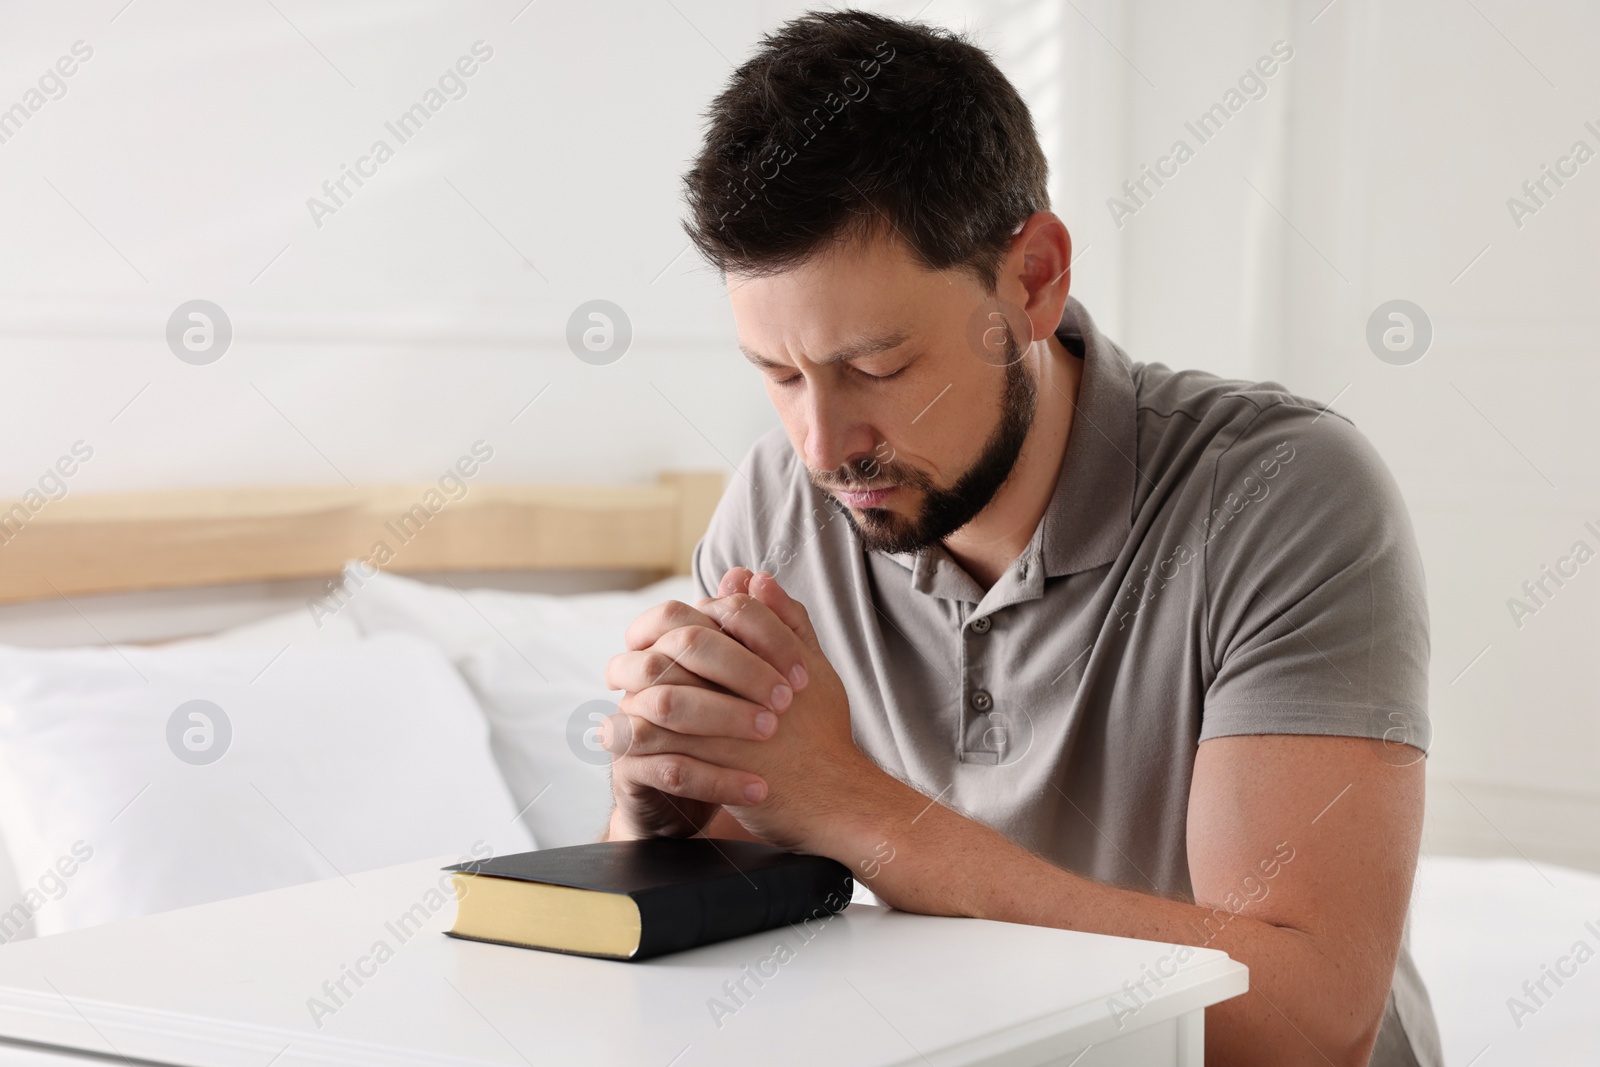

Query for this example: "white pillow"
[0,605,364,941]
[171,603,363,648]
[0,632,533,937]
[341,568,698,848]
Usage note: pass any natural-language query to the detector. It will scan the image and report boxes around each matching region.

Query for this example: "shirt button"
[971,690,993,713]
[970,616,992,634]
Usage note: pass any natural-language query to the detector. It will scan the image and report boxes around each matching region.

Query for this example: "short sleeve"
[1200,402,1430,753]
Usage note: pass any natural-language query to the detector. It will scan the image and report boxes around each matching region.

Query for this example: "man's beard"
[811,343,1038,555]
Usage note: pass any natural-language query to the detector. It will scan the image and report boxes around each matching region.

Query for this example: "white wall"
[0,0,773,496]
[3,0,1596,868]
[1087,0,1600,869]
[0,0,1083,496]
[1267,0,1600,871]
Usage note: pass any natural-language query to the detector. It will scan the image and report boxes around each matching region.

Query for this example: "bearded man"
[601,11,1439,1066]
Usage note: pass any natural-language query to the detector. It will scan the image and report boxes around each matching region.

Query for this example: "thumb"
[717,566,754,598]
[748,572,818,648]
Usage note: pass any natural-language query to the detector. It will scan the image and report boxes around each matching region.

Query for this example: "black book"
[442,838,853,961]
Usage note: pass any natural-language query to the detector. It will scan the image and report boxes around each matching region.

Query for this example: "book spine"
[630,858,852,960]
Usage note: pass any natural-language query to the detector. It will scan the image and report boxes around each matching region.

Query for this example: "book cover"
[443,838,853,961]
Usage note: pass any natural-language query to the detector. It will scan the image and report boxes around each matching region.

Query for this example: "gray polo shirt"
[692,297,1438,1067]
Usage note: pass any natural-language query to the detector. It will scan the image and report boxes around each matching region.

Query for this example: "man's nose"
[801,387,875,474]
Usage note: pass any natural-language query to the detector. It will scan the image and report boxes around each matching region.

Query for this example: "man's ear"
[1010,211,1073,345]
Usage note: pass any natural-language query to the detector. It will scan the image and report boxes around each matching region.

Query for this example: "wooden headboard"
[0,471,723,605]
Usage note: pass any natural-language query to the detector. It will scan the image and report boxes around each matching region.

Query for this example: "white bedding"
[1408,854,1600,1063]
[0,570,695,939]
[337,566,699,850]
[0,574,1594,1064]
[0,632,533,937]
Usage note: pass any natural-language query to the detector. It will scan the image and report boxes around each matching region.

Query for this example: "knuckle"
[645,651,676,681]
[657,757,687,794]
[616,716,646,755]
[670,626,701,657]
[648,687,676,727]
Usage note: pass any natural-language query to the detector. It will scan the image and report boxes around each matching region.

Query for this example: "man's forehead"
[724,232,982,366]
[726,264,931,369]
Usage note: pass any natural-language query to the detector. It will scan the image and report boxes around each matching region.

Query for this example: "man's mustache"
[809,458,930,493]
[812,474,896,491]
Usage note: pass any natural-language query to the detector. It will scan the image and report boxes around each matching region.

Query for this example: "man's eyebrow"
[738,330,911,369]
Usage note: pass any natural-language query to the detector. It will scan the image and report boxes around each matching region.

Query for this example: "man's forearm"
[601,766,1382,1063]
[822,778,1381,1067]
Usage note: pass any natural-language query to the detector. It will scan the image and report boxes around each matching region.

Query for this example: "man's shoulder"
[1129,359,1383,483]
[1127,359,1413,559]
[1132,359,1341,436]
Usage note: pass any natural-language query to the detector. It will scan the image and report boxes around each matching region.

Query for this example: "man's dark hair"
[683,9,1049,291]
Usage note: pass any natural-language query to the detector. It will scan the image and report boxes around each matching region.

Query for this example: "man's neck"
[943,332,1082,591]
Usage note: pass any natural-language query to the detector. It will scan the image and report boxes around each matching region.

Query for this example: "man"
[602,11,1439,1066]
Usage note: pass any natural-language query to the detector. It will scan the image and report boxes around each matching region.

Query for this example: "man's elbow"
[1258,925,1393,1067]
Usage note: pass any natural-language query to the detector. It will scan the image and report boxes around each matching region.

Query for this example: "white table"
[0,858,1246,1066]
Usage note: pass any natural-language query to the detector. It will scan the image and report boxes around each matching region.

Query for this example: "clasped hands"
[602,566,889,855]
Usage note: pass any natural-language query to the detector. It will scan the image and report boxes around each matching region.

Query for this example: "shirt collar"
[1038,296,1138,578]
[887,296,1138,595]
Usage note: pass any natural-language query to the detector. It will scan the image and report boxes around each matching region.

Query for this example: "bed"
[0,472,721,941]
[0,470,1592,1064]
